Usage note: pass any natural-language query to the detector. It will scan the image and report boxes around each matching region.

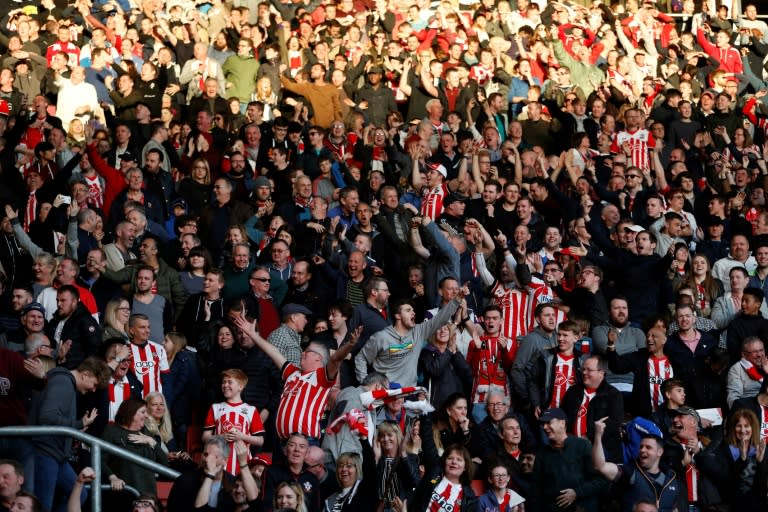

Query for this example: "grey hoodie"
[355,298,460,386]
[29,367,82,462]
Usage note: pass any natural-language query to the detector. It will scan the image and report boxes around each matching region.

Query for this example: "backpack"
[622,416,663,465]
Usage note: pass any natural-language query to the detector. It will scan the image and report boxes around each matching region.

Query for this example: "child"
[649,378,687,439]
[203,369,265,474]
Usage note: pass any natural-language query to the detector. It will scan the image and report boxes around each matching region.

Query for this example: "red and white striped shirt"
[527,282,567,331]
[428,477,463,512]
[490,283,530,341]
[550,353,576,408]
[129,341,169,397]
[575,388,597,438]
[647,355,673,412]
[84,174,104,209]
[466,335,515,405]
[205,401,264,474]
[275,362,334,439]
[421,182,448,220]
[107,377,131,423]
[612,128,655,170]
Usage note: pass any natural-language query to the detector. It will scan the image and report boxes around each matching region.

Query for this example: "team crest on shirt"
[554,373,575,387]
[577,404,588,417]
[133,360,155,375]
[303,481,313,492]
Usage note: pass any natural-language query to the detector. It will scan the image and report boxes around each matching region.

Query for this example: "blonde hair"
[143,391,173,444]
[274,482,307,512]
[164,332,187,362]
[103,297,129,334]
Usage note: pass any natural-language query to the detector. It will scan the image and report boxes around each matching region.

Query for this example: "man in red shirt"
[233,315,360,440]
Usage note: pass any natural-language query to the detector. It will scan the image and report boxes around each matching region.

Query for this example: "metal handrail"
[0,426,180,512]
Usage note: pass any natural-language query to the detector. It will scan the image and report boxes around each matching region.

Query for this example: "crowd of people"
[5,0,768,511]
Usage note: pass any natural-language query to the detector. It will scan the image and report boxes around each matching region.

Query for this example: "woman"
[179,246,212,295]
[101,398,169,495]
[478,462,524,512]
[410,414,478,511]
[101,297,131,342]
[509,59,541,119]
[699,409,768,509]
[686,254,723,318]
[177,158,212,215]
[32,252,57,296]
[722,127,761,165]
[323,438,376,511]
[564,132,594,174]
[143,391,175,451]
[163,332,201,448]
[375,421,420,509]
[418,324,473,410]
[668,242,692,291]
[434,393,473,452]
[274,482,307,512]
[205,323,245,406]
[255,76,279,120]
[67,119,86,149]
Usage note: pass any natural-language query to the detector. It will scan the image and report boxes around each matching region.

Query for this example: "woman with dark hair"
[433,392,473,451]
[101,398,168,495]
[205,322,245,406]
[177,158,213,215]
[698,409,768,509]
[410,413,479,511]
[179,246,213,295]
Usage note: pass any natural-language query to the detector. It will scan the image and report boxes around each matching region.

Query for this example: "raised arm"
[592,416,619,480]
[233,315,287,369]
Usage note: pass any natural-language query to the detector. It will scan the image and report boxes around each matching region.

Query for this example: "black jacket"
[418,344,473,410]
[561,379,624,463]
[606,348,662,418]
[528,348,584,410]
[45,303,102,369]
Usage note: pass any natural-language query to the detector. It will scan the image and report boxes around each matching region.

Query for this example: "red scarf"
[741,359,764,382]
[575,387,597,437]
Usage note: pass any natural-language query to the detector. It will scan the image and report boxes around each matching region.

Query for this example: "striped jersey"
[276,362,335,439]
[421,183,448,220]
[647,356,673,412]
[205,401,264,474]
[129,341,169,397]
[490,282,530,341]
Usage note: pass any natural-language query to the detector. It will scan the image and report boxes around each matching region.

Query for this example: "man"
[611,108,655,171]
[283,260,322,321]
[242,266,281,338]
[328,187,360,229]
[466,305,516,422]
[554,264,609,329]
[126,313,169,397]
[355,289,465,387]
[748,242,768,298]
[45,285,101,370]
[712,234,757,291]
[347,277,391,349]
[36,258,98,321]
[607,327,673,417]
[141,148,174,221]
[188,78,229,121]
[0,460,25,511]
[529,320,584,418]
[179,42,226,103]
[419,162,451,221]
[0,286,33,335]
[130,266,171,346]
[55,66,99,128]
[261,433,321,512]
[268,239,292,284]
[592,296,647,396]
[530,408,607,512]
[280,63,341,128]
[103,235,188,315]
[167,437,236,512]
[5,303,46,349]
[30,357,111,512]
[510,304,559,405]
[355,66,398,128]
[304,445,337,499]
[322,371,389,462]
[592,419,682,512]
[141,122,172,174]
[199,178,253,263]
[233,314,359,441]
[267,303,312,367]
[726,337,768,408]
[561,355,624,463]
[723,286,768,364]
[223,40,260,108]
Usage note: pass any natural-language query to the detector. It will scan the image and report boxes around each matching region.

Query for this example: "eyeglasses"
[744,349,766,355]
[39,344,52,350]
[375,288,390,293]
[117,307,131,311]
[337,462,356,469]
[250,276,270,282]
[626,174,641,179]
[132,501,155,510]
[487,402,506,408]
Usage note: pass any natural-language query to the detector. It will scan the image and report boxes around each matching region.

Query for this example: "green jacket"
[222,54,260,102]
[103,259,188,318]
[552,40,605,97]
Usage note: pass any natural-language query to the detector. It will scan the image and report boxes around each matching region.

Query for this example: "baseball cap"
[248,453,272,467]
[623,225,644,233]
[120,152,137,162]
[443,193,468,206]
[22,302,46,316]
[539,408,567,422]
